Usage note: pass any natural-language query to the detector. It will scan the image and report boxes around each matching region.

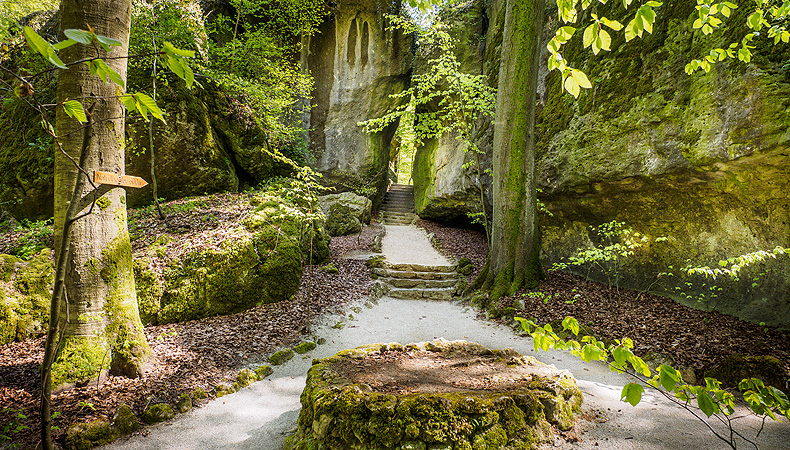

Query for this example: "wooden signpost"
[94,171,148,189]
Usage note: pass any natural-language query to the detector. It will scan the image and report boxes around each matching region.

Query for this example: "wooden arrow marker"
[94,171,148,189]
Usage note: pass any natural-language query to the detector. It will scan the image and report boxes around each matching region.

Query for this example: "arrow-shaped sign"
[94,171,148,189]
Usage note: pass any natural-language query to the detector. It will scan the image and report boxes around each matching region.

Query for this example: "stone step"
[372,268,458,280]
[388,287,456,301]
[385,277,458,289]
[389,263,456,273]
[383,212,415,218]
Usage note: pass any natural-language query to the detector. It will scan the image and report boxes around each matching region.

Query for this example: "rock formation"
[303,0,413,205]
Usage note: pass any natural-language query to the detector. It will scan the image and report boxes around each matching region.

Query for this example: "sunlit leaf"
[621,383,644,406]
[23,26,67,69]
[64,29,93,45]
[63,100,87,123]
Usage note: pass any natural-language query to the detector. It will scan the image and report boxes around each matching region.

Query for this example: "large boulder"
[286,339,581,450]
[134,188,330,325]
[318,192,372,236]
[303,0,413,206]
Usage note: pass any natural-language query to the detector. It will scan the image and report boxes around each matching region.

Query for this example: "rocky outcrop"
[286,339,582,450]
[534,1,790,328]
[416,0,790,327]
[412,2,492,225]
[303,0,413,205]
[318,192,372,236]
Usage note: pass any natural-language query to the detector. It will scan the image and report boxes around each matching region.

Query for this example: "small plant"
[1,408,30,443]
[522,290,553,304]
[516,316,790,450]
[9,218,53,260]
[78,401,96,412]
[552,221,651,299]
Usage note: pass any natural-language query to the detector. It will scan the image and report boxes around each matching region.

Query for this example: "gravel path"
[100,226,790,450]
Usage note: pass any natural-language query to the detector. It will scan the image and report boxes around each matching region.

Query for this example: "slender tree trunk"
[473,0,546,301]
[53,0,148,389]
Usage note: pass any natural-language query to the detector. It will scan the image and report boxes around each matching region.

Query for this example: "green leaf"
[64,29,93,45]
[23,26,67,69]
[612,346,629,367]
[63,100,87,123]
[184,63,195,89]
[697,392,717,417]
[747,10,763,30]
[135,92,166,123]
[601,17,623,31]
[583,24,596,48]
[571,69,592,89]
[95,34,122,50]
[91,59,124,87]
[121,94,137,112]
[658,365,681,391]
[53,39,77,51]
[557,26,576,42]
[163,41,194,58]
[562,316,579,336]
[621,383,644,407]
[167,55,186,80]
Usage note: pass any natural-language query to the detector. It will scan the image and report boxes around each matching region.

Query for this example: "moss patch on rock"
[706,354,790,393]
[286,339,581,450]
[0,249,53,345]
[142,403,175,424]
[136,185,330,325]
[270,349,295,366]
[63,419,119,450]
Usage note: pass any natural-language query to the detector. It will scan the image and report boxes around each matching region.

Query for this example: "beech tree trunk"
[53,0,149,388]
[474,0,546,300]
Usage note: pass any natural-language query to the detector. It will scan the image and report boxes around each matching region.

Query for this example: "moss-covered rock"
[142,403,175,424]
[63,420,119,450]
[176,393,193,413]
[318,192,373,236]
[236,368,258,388]
[706,354,790,393]
[286,339,581,450]
[255,365,274,379]
[133,258,162,326]
[215,383,235,398]
[270,349,295,366]
[0,249,53,345]
[294,341,317,354]
[112,403,141,434]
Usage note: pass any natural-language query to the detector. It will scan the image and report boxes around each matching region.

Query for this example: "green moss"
[112,403,140,434]
[193,387,208,400]
[176,393,193,413]
[270,349,295,365]
[215,383,235,398]
[96,196,112,211]
[63,420,119,450]
[294,341,317,354]
[101,232,150,378]
[255,365,274,379]
[52,336,109,388]
[142,403,175,424]
[132,258,162,326]
[236,368,258,388]
[0,292,18,345]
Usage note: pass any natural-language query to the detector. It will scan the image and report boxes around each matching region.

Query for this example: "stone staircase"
[380,184,415,225]
[372,263,460,301]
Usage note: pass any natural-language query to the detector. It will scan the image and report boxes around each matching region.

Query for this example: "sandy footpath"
[101,226,790,450]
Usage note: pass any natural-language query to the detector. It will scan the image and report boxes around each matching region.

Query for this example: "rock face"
[303,0,412,205]
[0,250,53,345]
[319,192,372,236]
[534,1,790,328]
[286,339,582,450]
[412,2,492,225]
[416,0,790,328]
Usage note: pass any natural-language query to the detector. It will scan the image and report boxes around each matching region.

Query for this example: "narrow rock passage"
[101,225,790,450]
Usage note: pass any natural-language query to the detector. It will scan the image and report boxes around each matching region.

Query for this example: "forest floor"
[0,194,788,449]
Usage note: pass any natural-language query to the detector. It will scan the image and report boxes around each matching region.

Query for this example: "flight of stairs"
[380,184,415,225]
[372,263,460,301]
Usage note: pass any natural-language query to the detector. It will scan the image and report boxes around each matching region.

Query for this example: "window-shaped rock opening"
[347,18,357,66]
